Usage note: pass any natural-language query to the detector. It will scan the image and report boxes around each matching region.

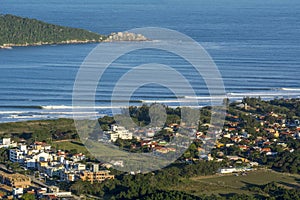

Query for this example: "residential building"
[80,170,114,184]
[60,170,77,182]
[0,138,17,148]
[75,163,86,171]
[12,187,23,197]
[26,158,37,169]
[9,149,25,163]
[107,125,133,142]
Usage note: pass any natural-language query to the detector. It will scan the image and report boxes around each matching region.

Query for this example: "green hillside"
[0,14,106,47]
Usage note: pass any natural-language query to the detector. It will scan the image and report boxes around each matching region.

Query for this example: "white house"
[13,188,24,196]
[2,138,10,145]
[75,163,86,171]
[71,154,86,162]
[0,138,17,148]
[36,152,53,162]
[19,144,27,154]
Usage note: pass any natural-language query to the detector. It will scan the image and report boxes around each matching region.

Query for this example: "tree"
[21,193,35,200]
[69,148,78,155]
[0,14,106,47]
[0,148,9,163]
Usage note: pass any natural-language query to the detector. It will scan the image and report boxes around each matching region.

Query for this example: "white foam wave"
[227,92,300,97]
[42,105,126,110]
[42,111,98,115]
[141,99,201,103]
[6,115,47,119]
[184,96,227,100]
[0,111,27,114]
[280,88,300,91]
[184,91,300,101]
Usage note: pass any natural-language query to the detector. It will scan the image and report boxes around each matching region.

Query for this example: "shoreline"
[0,39,102,49]
[1,96,300,124]
[0,32,149,49]
[0,39,149,49]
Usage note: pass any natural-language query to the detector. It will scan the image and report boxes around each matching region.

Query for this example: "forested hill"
[0,14,106,48]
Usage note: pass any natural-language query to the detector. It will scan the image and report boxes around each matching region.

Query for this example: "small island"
[0,14,148,49]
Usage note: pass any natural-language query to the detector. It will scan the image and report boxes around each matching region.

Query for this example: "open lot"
[170,169,300,197]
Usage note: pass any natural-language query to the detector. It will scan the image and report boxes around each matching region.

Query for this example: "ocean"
[1,0,300,122]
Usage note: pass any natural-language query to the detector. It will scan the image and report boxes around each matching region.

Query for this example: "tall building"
[92,163,99,172]
[9,149,25,163]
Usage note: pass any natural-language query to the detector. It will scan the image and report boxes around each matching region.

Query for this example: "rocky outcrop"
[104,32,148,42]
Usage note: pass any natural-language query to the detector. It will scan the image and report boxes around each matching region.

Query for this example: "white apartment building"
[108,125,133,142]
[9,149,25,163]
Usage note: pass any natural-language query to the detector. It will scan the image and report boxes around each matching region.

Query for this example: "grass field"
[52,140,91,156]
[0,118,77,143]
[170,169,300,197]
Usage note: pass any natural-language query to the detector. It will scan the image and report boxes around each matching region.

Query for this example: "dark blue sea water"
[1,0,300,122]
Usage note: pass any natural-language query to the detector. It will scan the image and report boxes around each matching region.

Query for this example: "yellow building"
[216,141,224,148]
[274,130,279,138]
[80,170,114,184]
[0,171,31,188]
[39,161,49,167]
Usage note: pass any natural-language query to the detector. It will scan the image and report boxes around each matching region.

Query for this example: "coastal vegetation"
[0,118,77,143]
[67,168,300,199]
[0,14,106,47]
